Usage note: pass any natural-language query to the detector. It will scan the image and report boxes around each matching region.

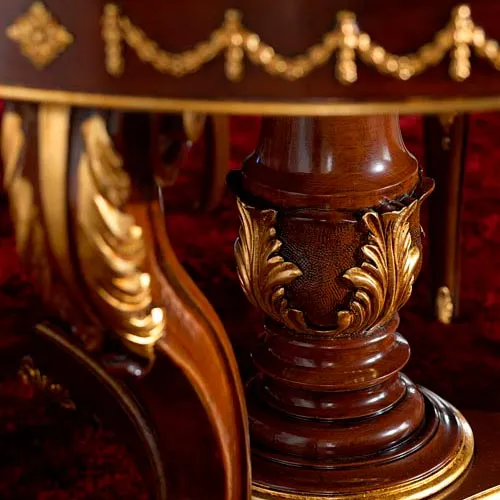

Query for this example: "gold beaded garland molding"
[99,3,500,83]
[5,2,500,84]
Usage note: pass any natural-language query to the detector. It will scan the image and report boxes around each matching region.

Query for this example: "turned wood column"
[229,115,473,500]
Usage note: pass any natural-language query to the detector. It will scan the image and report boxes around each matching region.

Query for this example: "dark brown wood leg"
[424,114,468,324]
[229,116,473,499]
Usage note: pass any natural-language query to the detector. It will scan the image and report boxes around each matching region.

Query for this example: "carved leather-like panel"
[277,200,424,330]
[279,216,359,327]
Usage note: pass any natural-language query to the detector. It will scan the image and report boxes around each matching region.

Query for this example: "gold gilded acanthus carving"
[235,199,303,331]
[235,198,421,336]
[3,106,106,350]
[333,201,420,334]
[77,114,166,361]
[6,2,74,69]
[2,107,166,364]
[1,109,52,299]
[102,3,500,84]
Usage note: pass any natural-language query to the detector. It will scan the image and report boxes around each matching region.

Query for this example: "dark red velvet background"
[1,114,500,498]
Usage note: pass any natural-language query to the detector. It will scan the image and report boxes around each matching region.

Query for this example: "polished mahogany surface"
[242,115,419,208]
[0,1,500,110]
[1,1,500,499]
[439,411,500,499]
[230,115,473,499]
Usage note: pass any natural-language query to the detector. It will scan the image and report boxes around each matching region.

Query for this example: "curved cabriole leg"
[424,114,468,324]
[229,116,473,500]
[1,103,250,500]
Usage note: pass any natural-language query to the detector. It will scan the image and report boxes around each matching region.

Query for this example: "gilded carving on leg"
[336,200,420,334]
[1,110,52,297]
[235,196,423,337]
[2,107,166,365]
[235,198,303,331]
[77,115,166,361]
[182,111,207,143]
[2,110,30,255]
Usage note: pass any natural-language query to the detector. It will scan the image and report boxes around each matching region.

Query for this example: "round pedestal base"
[251,387,474,500]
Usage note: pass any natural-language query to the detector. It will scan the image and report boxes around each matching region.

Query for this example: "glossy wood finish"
[1,1,500,110]
[242,116,419,209]
[1,104,251,500]
[425,114,469,323]
[122,111,250,500]
[437,410,500,499]
[0,326,496,500]
[230,116,472,499]
[2,1,500,498]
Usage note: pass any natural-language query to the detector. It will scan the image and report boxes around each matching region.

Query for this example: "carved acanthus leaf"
[334,200,420,334]
[235,199,303,330]
[235,197,422,337]
[77,115,166,361]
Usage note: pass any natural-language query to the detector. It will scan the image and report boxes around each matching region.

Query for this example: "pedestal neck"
[228,116,474,500]
[241,115,420,210]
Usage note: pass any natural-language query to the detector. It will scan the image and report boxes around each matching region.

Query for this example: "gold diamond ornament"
[6,2,74,69]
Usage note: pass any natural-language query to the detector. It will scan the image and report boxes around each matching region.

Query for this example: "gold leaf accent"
[102,3,500,84]
[19,356,76,410]
[235,199,303,330]
[235,198,422,336]
[3,107,102,350]
[77,115,166,361]
[1,110,52,299]
[438,112,458,150]
[334,200,421,334]
[6,2,73,69]
[463,486,500,500]
[1,111,31,256]
[1,111,24,192]
[1,108,165,363]
[101,4,123,77]
[436,286,454,324]
[182,111,207,143]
